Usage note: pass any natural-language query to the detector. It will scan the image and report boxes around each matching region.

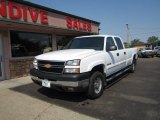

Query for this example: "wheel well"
[133,55,136,60]
[133,54,137,64]
[134,54,138,61]
[91,64,104,74]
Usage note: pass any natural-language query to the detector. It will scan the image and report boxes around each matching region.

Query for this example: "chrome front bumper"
[31,75,89,88]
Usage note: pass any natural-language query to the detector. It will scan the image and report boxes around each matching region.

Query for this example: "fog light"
[64,68,80,73]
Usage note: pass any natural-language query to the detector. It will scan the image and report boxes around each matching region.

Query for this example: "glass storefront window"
[10,31,52,57]
[56,36,74,50]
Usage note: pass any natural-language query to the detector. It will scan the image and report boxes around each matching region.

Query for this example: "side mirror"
[110,45,117,51]
[106,45,117,51]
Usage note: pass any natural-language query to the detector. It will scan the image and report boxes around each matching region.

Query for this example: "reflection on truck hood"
[36,49,100,61]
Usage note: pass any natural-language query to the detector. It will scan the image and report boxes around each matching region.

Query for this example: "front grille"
[38,60,65,74]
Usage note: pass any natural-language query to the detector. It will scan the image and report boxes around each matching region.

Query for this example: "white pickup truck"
[30,35,138,99]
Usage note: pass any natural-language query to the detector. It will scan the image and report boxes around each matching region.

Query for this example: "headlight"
[33,59,38,69]
[65,59,80,66]
[64,68,80,73]
[64,60,80,73]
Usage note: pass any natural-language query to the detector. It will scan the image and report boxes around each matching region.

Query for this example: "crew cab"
[30,35,138,99]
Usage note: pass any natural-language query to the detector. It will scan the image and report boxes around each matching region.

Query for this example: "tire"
[141,54,144,58]
[87,71,105,99]
[129,59,136,73]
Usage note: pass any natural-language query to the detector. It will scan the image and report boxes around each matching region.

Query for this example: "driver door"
[105,37,119,76]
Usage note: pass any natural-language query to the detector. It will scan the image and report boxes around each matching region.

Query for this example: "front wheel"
[87,71,105,99]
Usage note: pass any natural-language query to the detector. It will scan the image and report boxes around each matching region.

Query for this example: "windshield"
[66,37,104,50]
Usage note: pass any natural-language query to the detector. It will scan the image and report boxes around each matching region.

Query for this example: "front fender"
[80,52,106,73]
[80,59,106,73]
[87,60,105,72]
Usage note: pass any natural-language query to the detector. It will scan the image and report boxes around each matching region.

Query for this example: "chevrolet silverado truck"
[30,35,138,99]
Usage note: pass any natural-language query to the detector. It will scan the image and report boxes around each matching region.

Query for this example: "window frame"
[114,37,124,50]
[106,37,117,51]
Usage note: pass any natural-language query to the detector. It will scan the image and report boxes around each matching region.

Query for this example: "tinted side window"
[106,37,116,51]
[114,37,124,50]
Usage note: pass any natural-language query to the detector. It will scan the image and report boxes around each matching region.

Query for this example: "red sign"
[66,17,92,32]
[0,0,48,24]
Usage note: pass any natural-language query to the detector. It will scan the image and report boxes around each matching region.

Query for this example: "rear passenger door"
[114,37,127,70]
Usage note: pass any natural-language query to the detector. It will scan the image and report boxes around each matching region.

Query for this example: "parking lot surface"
[0,57,160,120]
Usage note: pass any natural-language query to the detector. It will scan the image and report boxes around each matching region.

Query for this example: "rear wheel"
[152,55,154,58]
[141,54,144,58]
[129,59,136,73]
[87,71,105,99]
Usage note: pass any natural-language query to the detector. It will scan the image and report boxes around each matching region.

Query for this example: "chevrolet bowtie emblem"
[43,64,52,68]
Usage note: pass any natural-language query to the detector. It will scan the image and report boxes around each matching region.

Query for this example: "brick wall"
[9,58,33,79]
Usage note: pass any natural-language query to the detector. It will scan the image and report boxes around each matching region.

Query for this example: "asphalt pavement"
[0,57,160,120]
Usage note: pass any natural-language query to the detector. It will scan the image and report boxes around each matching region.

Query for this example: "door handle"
[117,53,119,56]
[124,52,126,55]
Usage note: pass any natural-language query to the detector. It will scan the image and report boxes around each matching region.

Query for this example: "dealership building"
[0,0,100,80]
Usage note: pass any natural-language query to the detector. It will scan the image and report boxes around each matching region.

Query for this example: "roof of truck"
[76,35,121,38]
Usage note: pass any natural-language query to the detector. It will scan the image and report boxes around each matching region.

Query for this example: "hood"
[36,49,100,61]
